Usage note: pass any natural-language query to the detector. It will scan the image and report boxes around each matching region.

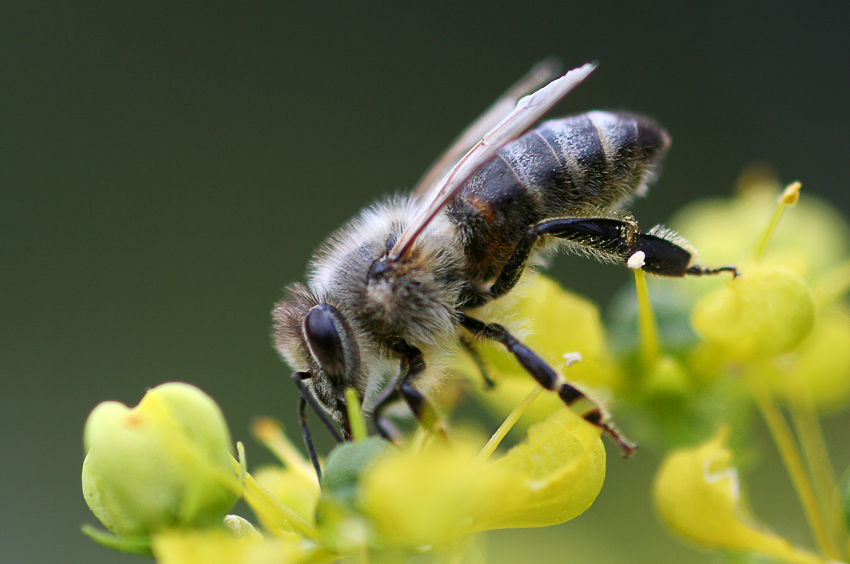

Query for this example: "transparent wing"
[412,58,563,198]
[389,62,597,262]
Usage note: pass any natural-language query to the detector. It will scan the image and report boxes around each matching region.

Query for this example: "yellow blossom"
[671,172,850,283]
[654,429,826,564]
[358,407,605,548]
[152,528,330,564]
[692,265,815,362]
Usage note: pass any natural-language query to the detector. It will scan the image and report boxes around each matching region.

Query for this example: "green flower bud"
[82,382,238,538]
[692,266,815,362]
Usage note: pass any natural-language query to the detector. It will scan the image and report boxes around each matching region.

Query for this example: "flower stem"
[252,417,319,489]
[477,385,543,462]
[747,367,842,561]
[787,378,847,559]
[633,268,661,367]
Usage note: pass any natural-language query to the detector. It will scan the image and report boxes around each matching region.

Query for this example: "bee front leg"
[459,313,637,457]
[373,342,444,439]
[291,372,345,481]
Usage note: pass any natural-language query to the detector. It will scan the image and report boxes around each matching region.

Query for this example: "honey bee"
[273,61,734,476]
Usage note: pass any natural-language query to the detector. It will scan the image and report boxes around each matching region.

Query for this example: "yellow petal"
[692,266,815,362]
[672,181,850,283]
[253,466,319,529]
[358,437,494,546]
[482,407,606,529]
[654,430,823,564]
[359,408,605,547]
[152,528,326,564]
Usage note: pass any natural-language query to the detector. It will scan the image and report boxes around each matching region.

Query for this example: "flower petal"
[358,408,605,547]
[482,407,606,529]
[654,429,824,564]
[82,382,238,537]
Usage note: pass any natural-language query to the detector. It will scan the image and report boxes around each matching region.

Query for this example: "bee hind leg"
[458,313,637,457]
[465,217,736,309]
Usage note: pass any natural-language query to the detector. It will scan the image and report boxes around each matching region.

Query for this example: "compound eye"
[303,304,348,381]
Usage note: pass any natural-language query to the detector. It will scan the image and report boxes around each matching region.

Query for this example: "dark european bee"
[273,62,734,476]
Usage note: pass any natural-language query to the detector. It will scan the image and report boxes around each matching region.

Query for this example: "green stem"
[787,377,847,559]
[748,368,842,561]
[234,457,317,540]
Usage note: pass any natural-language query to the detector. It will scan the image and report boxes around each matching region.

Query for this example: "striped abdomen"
[446,111,671,283]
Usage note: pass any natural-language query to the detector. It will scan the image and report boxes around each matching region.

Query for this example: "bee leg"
[462,217,639,308]
[373,342,445,439]
[459,335,495,389]
[468,218,735,308]
[632,232,738,277]
[297,395,324,481]
[459,313,637,457]
[291,371,345,444]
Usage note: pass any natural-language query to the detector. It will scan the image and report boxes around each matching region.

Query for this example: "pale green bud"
[82,382,238,537]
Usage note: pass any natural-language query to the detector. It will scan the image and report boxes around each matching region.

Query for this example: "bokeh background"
[3,2,849,563]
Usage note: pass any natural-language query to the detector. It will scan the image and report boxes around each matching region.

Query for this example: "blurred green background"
[3,2,849,563]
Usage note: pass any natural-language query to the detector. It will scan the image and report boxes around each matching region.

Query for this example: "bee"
[273,61,734,476]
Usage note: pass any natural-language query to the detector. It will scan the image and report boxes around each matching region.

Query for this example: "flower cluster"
[640,172,850,564]
[81,169,850,563]
[82,382,606,562]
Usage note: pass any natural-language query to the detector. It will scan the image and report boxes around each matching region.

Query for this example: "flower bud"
[82,382,238,537]
[692,266,815,362]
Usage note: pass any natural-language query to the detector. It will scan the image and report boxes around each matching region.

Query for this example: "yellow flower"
[671,171,849,283]
[669,171,850,410]
[152,528,328,564]
[358,407,605,548]
[654,429,826,564]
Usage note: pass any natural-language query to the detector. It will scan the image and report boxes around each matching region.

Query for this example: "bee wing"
[389,62,597,262]
[412,58,563,198]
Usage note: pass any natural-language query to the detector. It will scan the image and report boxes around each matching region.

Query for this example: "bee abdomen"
[447,111,670,281]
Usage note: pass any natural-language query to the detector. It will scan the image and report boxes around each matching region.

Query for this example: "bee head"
[273,284,363,419]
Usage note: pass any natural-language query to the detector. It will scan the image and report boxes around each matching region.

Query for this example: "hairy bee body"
[274,110,670,422]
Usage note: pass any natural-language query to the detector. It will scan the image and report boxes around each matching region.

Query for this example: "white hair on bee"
[648,224,697,257]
